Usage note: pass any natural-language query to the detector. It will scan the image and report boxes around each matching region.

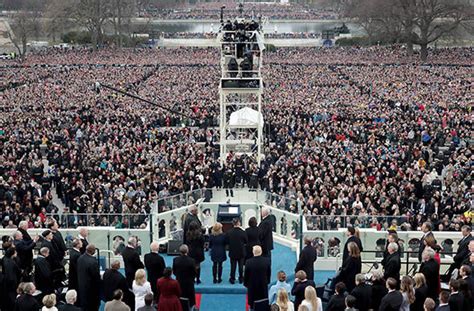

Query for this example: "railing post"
[299,213,303,253]
[149,213,154,244]
[406,249,410,275]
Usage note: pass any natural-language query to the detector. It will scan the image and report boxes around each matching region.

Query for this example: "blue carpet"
[161,243,297,294]
[200,294,247,311]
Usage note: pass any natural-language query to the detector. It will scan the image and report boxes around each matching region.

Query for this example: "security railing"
[304,215,412,231]
[50,213,150,229]
[156,189,205,212]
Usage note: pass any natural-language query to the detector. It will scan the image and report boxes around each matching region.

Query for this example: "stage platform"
[99,242,335,310]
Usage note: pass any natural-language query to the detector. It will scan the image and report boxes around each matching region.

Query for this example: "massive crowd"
[1,46,472,232]
[139,2,339,20]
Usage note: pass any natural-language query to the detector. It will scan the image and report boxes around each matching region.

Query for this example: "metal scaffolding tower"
[218,18,264,166]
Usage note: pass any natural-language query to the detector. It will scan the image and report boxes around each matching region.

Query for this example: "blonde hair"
[212,222,223,236]
[401,276,415,304]
[276,288,290,311]
[304,286,318,311]
[414,273,426,288]
[348,242,361,258]
[42,294,56,308]
[354,227,361,239]
[135,269,146,286]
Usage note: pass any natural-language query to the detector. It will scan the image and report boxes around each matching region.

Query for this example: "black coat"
[122,246,144,288]
[58,303,82,311]
[291,279,316,310]
[372,280,388,310]
[52,230,67,261]
[79,236,88,254]
[245,226,261,260]
[68,248,81,291]
[226,227,248,259]
[410,285,428,311]
[453,234,473,268]
[102,268,129,302]
[173,255,196,307]
[420,259,439,300]
[188,235,205,263]
[14,293,40,311]
[209,233,227,262]
[258,216,274,256]
[327,292,347,311]
[418,232,434,262]
[383,252,401,284]
[339,256,362,292]
[351,283,372,311]
[34,256,54,294]
[77,253,101,311]
[295,244,317,281]
[182,213,202,245]
[144,252,166,296]
[2,256,21,292]
[343,236,363,264]
[448,292,466,311]
[244,255,271,306]
[379,290,403,311]
[18,228,33,268]
[14,239,36,270]
[41,238,62,269]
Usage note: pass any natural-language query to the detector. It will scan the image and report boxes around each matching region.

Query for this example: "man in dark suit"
[418,222,434,262]
[459,265,474,300]
[226,217,248,284]
[258,207,274,259]
[14,282,40,311]
[383,242,401,287]
[41,229,62,271]
[351,274,372,311]
[295,236,317,281]
[77,244,101,311]
[379,278,403,311]
[343,227,363,264]
[3,247,21,310]
[49,219,67,265]
[77,228,89,254]
[183,205,202,245]
[173,244,196,309]
[448,225,473,277]
[435,291,450,311]
[58,289,82,311]
[448,279,465,311]
[68,238,82,291]
[103,260,130,304]
[34,247,54,295]
[144,241,165,298]
[420,248,440,300]
[244,245,271,310]
[13,230,39,276]
[122,236,144,289]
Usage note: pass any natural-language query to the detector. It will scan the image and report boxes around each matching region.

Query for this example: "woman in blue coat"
[209,222,227,283]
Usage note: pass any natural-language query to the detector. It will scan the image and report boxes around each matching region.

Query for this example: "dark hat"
[42,230,52,237]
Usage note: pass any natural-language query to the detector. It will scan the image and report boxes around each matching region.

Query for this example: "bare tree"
[44,0,74,43]
[110,0,135,47]
[72,0,111,49]
[407,0,472,61]
[8,11,35,56]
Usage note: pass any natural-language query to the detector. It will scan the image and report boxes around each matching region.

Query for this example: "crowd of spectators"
[0,46,472,233]
[139,2,339,20]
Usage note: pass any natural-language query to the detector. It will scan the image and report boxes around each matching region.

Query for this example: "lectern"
[217,204,241,232]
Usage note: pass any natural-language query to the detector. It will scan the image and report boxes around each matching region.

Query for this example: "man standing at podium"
[226,218,248,284]
[259,207,274,260]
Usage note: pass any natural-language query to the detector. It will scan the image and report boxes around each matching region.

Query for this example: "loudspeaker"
[167,240,182,255]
